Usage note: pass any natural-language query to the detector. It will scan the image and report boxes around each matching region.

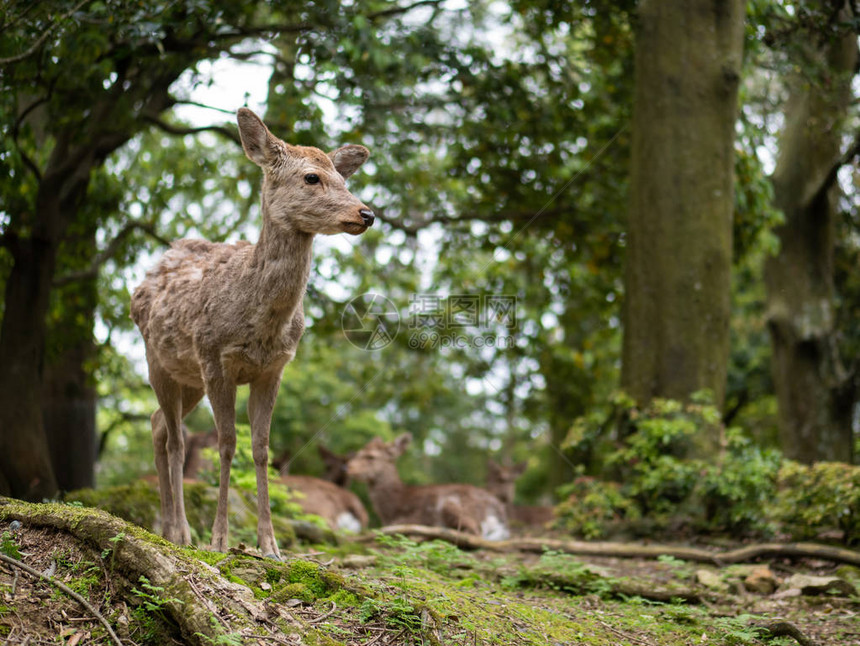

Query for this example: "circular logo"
[341,293,400,351]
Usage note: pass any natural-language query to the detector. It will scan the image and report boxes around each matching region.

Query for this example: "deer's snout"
[359,209,375,227]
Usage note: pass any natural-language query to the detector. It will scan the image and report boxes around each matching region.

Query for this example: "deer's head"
[346,433,412,484]
[486,459,527,505]
[237,107,373,236]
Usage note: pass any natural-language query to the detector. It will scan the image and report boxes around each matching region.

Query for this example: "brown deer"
[278,475,368,533]
[131,108,373,558]
[347,434,510,540]
[486,459,554,529]
[182,432,367,533]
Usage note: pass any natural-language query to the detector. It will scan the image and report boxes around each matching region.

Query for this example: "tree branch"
[0,0,92,66]
[819,132,860,197]
[143,114,242,146]
[367,0,445,21]
[53,221,169,287]
[377,206,568,235]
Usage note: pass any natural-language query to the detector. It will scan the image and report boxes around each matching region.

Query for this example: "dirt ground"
[0,504,857,646]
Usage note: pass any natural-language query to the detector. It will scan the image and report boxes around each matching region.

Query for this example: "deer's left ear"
[329,144,369,179]
[391,433,412,456]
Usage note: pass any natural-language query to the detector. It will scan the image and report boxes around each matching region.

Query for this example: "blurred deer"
[131,108,373,557]
[347,434,510,540]
[486,459,554,529]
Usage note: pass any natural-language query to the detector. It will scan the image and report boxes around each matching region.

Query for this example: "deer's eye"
[304,173,320,185]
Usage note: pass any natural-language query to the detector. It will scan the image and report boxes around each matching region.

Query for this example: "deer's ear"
[328,144,369,179]
[237,108,279,166]
[513,462,528,476]
[391,433,412,456]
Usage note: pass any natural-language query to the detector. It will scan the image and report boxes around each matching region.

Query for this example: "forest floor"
[0,499,857,646]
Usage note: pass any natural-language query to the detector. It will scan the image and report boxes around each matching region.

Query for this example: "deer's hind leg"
[149,359,203,545]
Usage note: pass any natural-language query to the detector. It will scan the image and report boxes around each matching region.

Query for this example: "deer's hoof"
[263,553,281,561]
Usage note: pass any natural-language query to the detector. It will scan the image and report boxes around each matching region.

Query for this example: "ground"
[0,498,856,645]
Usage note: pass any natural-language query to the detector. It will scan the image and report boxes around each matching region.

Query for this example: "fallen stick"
[0,552,123,646]
[366,525,860,567]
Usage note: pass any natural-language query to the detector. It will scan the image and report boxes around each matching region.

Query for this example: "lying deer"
[347,434,510,540]
[181,431,367,533]
[486,459,554,528]
[131,108,373,558]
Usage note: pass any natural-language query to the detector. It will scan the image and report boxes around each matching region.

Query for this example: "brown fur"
[486,459,554,528]
[131,108,372,557]
[278,475,368,532]
[347,434,510,540]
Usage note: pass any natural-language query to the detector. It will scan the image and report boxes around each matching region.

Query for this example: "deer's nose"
[359,209,375,227]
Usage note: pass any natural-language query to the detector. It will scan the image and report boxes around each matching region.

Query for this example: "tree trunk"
[42,335,97,492]
[0,233,60,500]
[622,0,744,422]
[764,10,858,464]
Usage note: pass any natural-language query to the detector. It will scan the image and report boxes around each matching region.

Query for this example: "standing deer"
[131,108,373,558]
[347,434,510,540]
[486,459,554,529]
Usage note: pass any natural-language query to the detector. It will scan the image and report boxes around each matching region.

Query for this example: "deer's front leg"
[205,368,237,553]
[248,368,284,559]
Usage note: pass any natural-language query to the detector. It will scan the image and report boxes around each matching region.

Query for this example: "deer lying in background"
[181,432,367,533]
[347,434,510,540]
[131,108,373,558]
[486,459,554,528]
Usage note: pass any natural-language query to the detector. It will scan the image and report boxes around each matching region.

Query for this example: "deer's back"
[131,239,260,385]
[279,475,368,532]
[383,483,509,539]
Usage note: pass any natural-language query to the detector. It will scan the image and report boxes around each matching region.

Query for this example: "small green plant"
[0,531,20,559]
[132,575,184,617]
[195,617,242,646]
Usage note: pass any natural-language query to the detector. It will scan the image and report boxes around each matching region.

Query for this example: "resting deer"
[178,431,367,533]
[486,459,554,529]
[131,108,373,558]
[347,434,510,540]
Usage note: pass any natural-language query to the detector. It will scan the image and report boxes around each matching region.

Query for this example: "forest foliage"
[1,0,860,542]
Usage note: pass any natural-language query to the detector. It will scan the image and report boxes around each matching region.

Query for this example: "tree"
[622,0,745,425]
[0,0,341,499]
[763,1,858,463]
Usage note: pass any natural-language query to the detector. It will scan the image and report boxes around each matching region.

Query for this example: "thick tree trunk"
[765,12,858,464]
[42,335,97,491]
[622,0,744,421]
[0,234,60,500]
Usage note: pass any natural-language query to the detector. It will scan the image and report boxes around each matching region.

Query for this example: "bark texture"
[764,7,858,464]
[622,0,744,416]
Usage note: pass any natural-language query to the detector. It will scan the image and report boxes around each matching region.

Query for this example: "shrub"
[774,460,860,544]
[557,393,781,538]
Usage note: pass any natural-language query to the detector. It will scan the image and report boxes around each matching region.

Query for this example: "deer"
[486,459,554,529]
[130,107,374,558]
[346,434,510,540]
[180,432,367,533]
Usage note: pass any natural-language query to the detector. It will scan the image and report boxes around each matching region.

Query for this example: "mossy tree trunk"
[764,4,858,464]
[622,0,744,431]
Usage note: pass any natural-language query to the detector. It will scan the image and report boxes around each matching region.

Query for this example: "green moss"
[325,589,359,608]
[271,582,315,604]
[66,482,160,529]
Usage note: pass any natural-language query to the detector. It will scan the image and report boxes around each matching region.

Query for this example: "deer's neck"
[365,465,408,522]
[250,217,314,324]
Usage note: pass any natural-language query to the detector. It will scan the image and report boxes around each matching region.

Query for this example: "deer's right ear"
[391,433,412,456]
[237,108,278,166]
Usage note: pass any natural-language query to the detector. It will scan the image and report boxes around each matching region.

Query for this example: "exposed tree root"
[0,498,280,646]
[756,620,819,646]
[370,525,860,566]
